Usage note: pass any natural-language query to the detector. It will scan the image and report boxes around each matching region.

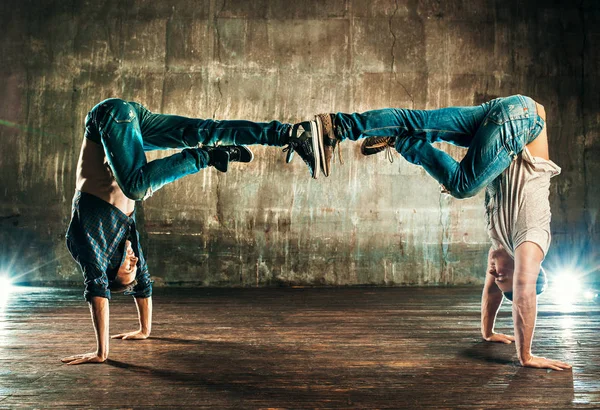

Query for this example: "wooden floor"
[0,286,598,409]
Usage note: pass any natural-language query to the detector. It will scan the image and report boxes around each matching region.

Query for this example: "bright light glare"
[584,291,597,300]
[552,272,581,307]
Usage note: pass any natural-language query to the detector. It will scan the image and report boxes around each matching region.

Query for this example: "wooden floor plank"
[0,287,598,409]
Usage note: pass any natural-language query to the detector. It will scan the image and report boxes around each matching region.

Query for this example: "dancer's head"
[488,247,547,301]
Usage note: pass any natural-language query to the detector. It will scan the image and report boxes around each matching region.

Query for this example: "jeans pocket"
[505,96,529,121]
[486,95,529,125]
[486,97,512,125]
[97,100,136,127]
[98,103,137,142]
[109,107,136,124]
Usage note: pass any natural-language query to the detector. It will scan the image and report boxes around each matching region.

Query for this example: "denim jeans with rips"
[334,95,545,198]
[84,98,292,200]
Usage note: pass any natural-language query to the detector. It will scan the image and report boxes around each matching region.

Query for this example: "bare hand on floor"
[483,332,515,344]
[111,329,149,340]
[61,352,106,365]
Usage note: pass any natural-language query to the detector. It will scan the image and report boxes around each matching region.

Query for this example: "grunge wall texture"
[1,0,598,288]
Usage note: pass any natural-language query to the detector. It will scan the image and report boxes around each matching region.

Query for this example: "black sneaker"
[206,146,254,172]
[283,121,320,179]
[360,136,396,162]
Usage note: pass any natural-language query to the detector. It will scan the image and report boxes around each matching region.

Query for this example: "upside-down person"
[62,98,321,364]
[310,95,570,371]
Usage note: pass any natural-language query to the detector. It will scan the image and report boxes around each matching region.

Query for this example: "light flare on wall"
[548,265,599,315]
[584,290,598,300]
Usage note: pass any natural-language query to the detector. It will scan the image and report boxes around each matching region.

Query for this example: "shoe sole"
[360,142,388,156]
[310,117,323,179]
[314,115,326,178]
[360,138,394,156]
[241,146,254,163]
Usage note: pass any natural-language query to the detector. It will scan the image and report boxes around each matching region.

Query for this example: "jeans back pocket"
[97,99,137,129]
[486,95,529,125]
[109,106,136,124]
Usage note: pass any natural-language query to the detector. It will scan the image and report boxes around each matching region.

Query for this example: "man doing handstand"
[312,95,571,370]
[62,98,320,365]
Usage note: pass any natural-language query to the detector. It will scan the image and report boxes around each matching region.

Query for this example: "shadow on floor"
[459,341,516,365]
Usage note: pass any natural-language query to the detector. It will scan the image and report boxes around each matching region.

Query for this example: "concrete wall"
[1,0,598,288]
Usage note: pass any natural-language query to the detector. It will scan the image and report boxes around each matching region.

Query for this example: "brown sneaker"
[315,113,341,177]
[360,136,396,162]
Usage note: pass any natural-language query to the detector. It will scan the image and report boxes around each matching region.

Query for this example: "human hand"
[61,352,106,365]
[111,329,149,340]
[521,355,572,371]
[483,332,515,344]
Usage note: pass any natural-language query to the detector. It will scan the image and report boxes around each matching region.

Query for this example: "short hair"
[503,268,547,301]
[108,279,137,293]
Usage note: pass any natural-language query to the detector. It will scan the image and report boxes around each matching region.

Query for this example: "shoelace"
[385,144,394,163]
[282,143,294,155]
[335,140,344,165]
[365,137,395,163]
[333,140,344,165]
[283,138,313,167]
[283,124,308,160]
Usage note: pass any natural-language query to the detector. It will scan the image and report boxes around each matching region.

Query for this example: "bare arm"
[513,242,571,370]
[481,248,515,344]
[61,296,109,365]
[112,296,153,340]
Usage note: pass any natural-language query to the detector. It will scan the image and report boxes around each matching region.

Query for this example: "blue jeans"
[334,95,545,198]
[85,98,291,200]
